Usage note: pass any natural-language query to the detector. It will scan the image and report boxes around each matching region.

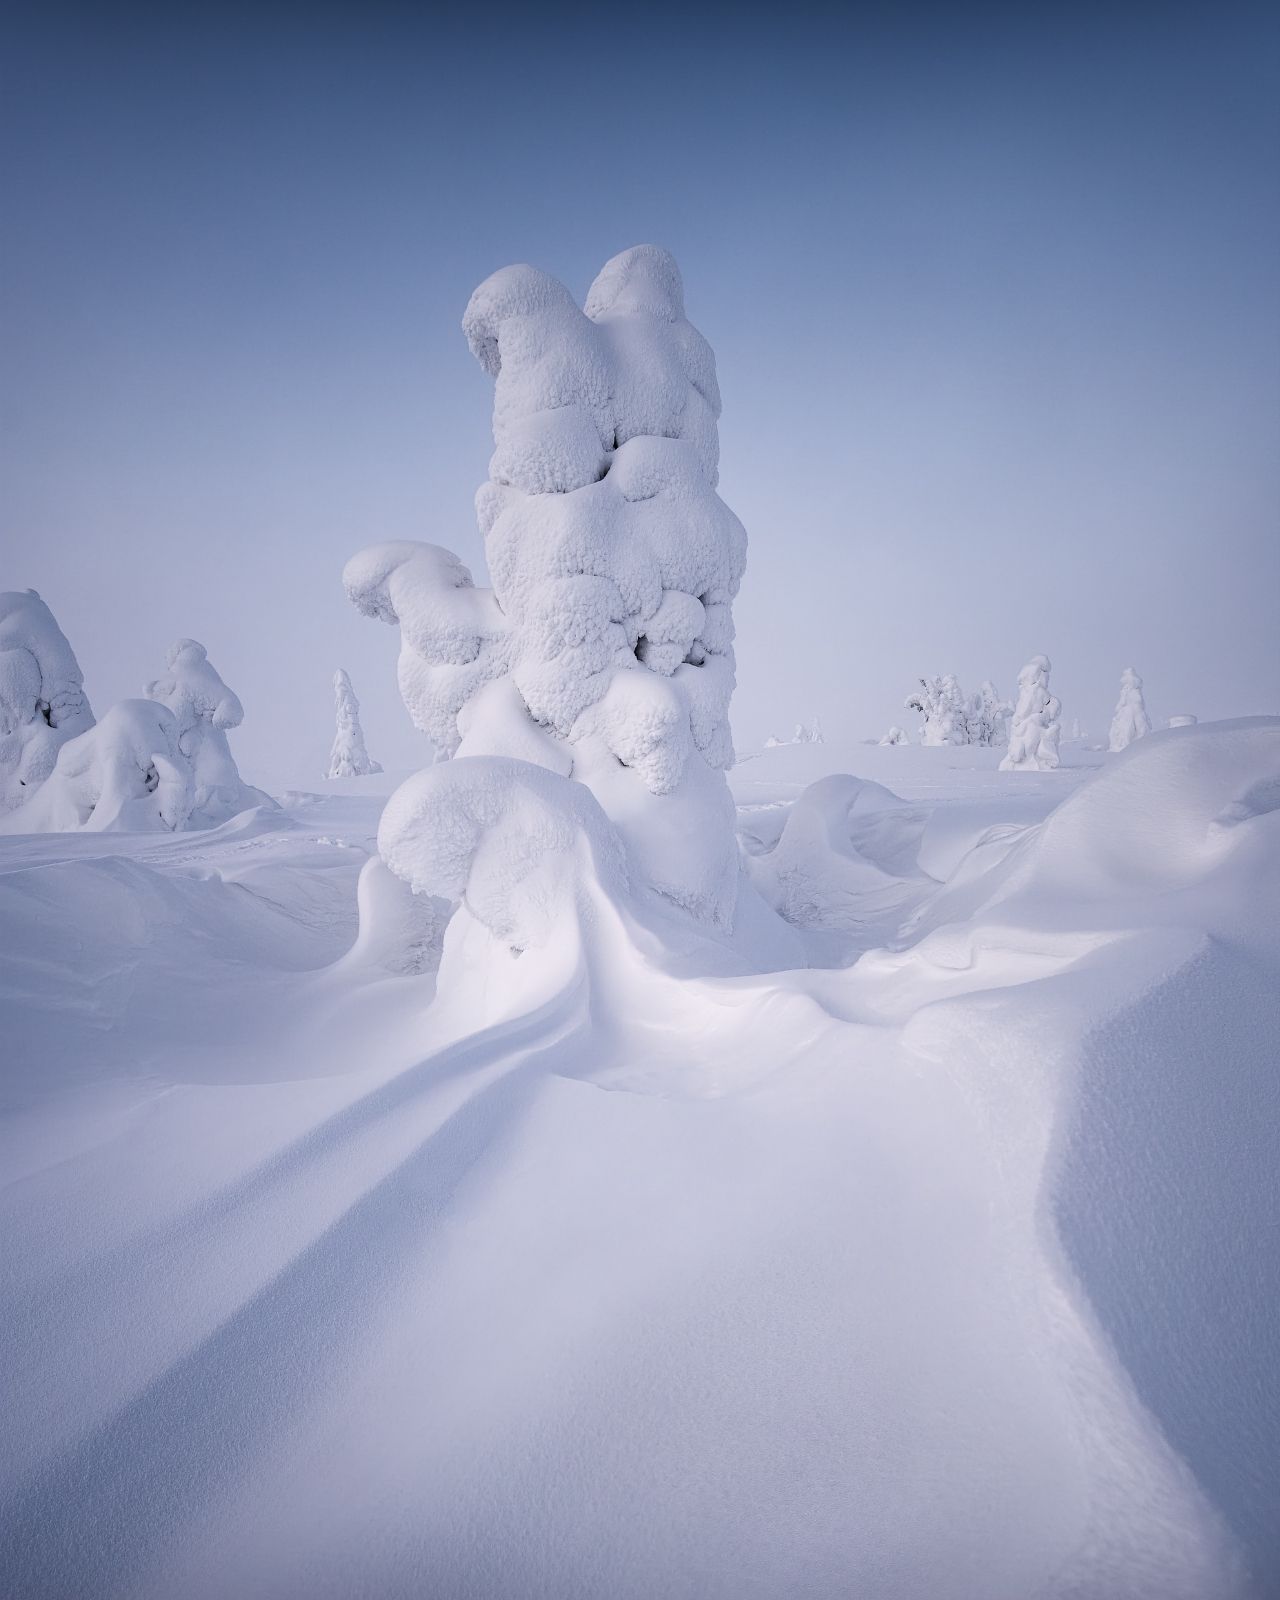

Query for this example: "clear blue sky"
[4,1,1277,784]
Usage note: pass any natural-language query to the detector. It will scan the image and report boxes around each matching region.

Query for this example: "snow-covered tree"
[327,668,382,778]
[1108,667,1152,753]
[793,721,824,745]
[879,726,909,746]
[1,700,194,833]
[346,246,747,929]
[999,655,1062,772]
[907,675,968,745]
[145,639,273,825]
[1168,714,1197,728]
[966,681,1011,747]
[0,590,95,812]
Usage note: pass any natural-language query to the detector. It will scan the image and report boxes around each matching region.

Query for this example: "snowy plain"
[2,726,1278,1599]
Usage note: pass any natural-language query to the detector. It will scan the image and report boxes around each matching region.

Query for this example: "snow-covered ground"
[2,725,1277,1599]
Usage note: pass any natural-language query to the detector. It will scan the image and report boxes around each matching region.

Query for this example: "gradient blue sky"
[4,1,1278,785]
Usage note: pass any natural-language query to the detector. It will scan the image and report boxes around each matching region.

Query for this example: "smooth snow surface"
[2,724,1278,1599]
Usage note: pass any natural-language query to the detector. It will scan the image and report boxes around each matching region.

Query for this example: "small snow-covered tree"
[966,681,1011,747]
[146,640,273,825]
[879,726,909,746]
[1168,713,1197,728]
[999,655,1062,772]
[1108,667,1152,753]
[908,675,968,745]
[793,721,824,745]
[0,590,95,812]
[327,668,382,778]
[346,246,747,930]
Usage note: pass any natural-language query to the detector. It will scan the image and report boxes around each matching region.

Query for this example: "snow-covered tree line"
[0,591,269,832]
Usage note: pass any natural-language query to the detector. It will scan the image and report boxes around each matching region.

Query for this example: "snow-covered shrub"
[0,700,193,833]
[0,590,95,812]
[327,668,382,778]
[999,655,1062,772]
[1109,667,1152,753]
[879,726,909,746]
[145,639,273,825]
[1168,714,1197,728]
[966,681,1011,747]
[348,246,746,927]
[907,675,968,746]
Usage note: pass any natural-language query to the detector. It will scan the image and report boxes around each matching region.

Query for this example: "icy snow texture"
[1000,655,1062,772]
[0,590,95,812]
[327,669,383,779]
[1,700,194,832]
[146,640,273,826]
[1109,667,1153,753]
[347,246,746,925]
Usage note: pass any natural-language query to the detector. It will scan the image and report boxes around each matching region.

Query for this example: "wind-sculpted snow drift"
[0,590,94,812]
[347,245,746,929]
[2,722,1277,1599]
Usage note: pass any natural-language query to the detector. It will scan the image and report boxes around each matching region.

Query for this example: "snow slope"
[1,725,1277,1598]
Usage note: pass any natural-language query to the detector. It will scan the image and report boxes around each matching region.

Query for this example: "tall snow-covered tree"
[346,246,747,929]
[327,668,383,778]
[0,590,95,812]
[1108,667,1152,752]
[999,655,1062,772]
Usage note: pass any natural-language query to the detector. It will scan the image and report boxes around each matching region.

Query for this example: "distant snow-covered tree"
[908,675,968,745]
[0,590,95,812]
[999,655,1062,772]
[327,668,383,778]
[1168,714,1197,728]
[966,681,1011,747]
[879,726,909,746]
[793,721,824,745]
[146,640,273,825]
[1108,667,1152,753]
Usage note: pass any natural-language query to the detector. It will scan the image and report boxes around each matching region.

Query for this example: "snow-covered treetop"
[146,639,243,734]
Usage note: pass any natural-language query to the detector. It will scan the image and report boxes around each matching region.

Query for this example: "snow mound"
[0,699,193,833]
[146,640,274,825]
[378,755,627,952]
[0,590,95,812]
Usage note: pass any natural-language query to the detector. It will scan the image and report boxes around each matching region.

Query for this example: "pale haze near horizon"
[3,3,1277,790]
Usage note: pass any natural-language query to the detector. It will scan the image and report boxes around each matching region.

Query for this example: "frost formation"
[327,668,383,778]
[347,246,747,926]
[0,590,95,812]
[1109,667,1152,753]
[999,655,1062,772]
